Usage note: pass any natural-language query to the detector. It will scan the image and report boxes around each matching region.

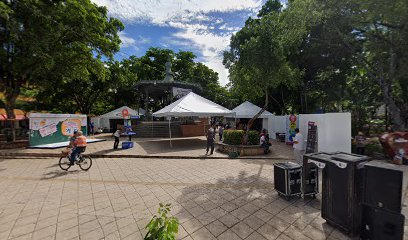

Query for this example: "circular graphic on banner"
[289,115,297,123]
[122,109,129,118]
[61,119,81,136]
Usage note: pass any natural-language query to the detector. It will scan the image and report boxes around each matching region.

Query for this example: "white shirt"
[260,135,266,145]
[293,133,304,150]
[114,131,120,137]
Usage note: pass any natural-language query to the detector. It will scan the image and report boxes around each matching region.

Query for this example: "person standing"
[89,122,95,135]
[206,124,215,155]
[293,128,304,164]
[219,125,224,142]
[355,131,366,155]
[113,130,121,149]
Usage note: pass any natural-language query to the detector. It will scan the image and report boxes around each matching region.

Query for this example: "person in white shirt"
[293,128,304,164]
[113,130,121,149]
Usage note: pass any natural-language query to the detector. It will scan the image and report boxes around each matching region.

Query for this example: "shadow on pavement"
[91,148,122,155]
[172,163,330,239]
[41,169,81,180]
[46,163,61,168]
[138,138,207,154]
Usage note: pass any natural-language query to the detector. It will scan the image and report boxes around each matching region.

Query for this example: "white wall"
[267,115,287,139]
[299,113,351,153]
[262,118,268,132]
[90,117,101,129]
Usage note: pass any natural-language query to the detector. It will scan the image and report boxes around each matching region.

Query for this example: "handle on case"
[308,159,326,169]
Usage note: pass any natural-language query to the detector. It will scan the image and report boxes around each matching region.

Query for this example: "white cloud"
[93,0,261,24]
[93,0,263,85]
[219,24,241,32]
[118,32,136,48]
[118,32,151,50]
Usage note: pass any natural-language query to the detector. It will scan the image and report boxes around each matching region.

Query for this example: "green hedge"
[223,130,260,145]
[223,130,244,145]
[248,130,260,145]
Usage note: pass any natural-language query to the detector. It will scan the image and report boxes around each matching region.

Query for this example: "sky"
[91,0,267,86]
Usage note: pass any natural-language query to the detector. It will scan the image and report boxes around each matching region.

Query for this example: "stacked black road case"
[303,152,371,235]
[360,161,405,240]
[274,162,302,200]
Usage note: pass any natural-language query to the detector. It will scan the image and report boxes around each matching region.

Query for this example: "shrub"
[365,143,384,157]
[223,130,244,145]
[248,130,260,145]
[144,203,179,240]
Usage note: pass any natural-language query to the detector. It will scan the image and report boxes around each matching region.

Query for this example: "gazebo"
[134,60,202,120]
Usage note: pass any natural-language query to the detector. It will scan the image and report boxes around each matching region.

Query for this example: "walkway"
[1,157,401,240]
[0,136,294,160]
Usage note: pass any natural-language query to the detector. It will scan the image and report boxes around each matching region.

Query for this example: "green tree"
[0,0,123,119]
[308,0,408,130]
[223,0,304,143]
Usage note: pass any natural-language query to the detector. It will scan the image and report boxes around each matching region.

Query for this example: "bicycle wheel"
[59,156,71,171]
[78,155,92,171]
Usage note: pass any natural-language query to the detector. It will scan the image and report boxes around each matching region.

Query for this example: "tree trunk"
[380,80,405,130]
[242,89,269,145]
[4,75,21,142]
[334,28,406,131]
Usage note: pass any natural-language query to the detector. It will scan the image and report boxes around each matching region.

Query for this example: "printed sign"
[61,119,81,136]
[306,121,318,153]
[39,123,58,137]
[172,87,192,98]
[122,109,129,118]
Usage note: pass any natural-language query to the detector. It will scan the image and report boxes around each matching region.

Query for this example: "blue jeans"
[70,147,86,163]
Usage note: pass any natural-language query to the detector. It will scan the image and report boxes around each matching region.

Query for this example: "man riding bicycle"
[69,131,87,165]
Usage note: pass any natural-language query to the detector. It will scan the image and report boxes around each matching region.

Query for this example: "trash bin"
[275,133,285,142]
[274,162,302,200]
[304,152,371,235]
[122,141,134,149]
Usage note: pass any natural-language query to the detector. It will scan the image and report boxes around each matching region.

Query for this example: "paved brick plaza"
[0,156,406,240]
[0,136,294,160]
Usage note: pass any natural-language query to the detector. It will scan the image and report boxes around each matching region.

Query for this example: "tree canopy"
[223,0,408,131]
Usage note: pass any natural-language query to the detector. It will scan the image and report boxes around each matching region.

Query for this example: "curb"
[0,152,292,160]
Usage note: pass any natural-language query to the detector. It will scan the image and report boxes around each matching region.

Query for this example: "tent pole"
[169,117,172,148]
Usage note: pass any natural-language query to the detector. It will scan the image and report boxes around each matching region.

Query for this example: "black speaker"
[363,161,403,213]
[360,204,405,240]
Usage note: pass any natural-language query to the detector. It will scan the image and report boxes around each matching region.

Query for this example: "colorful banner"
[61,119,82,136]
[28,113,87,146]
[39,123,58,137]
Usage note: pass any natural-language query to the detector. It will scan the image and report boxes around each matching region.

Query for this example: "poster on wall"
[286,114,298,144]
[28,113,87,147]
[305,121,318,153]
[61,119,82,136]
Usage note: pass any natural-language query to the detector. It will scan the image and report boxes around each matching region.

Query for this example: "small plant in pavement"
[144,203,179,240]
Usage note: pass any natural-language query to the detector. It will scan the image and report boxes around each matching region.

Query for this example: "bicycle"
[59,149,92,171]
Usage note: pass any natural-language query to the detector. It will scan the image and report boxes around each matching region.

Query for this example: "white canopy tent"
[153,92,234,146]
[232,101,273,118]
[91,106,145,131]
[230,101,274,131]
